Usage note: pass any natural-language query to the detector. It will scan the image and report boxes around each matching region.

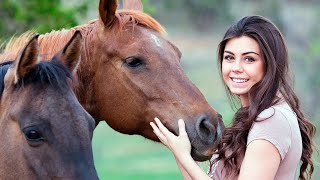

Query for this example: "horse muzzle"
[188,113,224,161]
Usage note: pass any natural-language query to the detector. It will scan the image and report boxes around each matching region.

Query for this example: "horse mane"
[0,31,36,63]
[0,9,166,63]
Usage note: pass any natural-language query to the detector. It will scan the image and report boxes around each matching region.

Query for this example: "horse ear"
[99,0,118,27]
[123,0,143,11]
[14,35,40,83]
[54,31,82,72]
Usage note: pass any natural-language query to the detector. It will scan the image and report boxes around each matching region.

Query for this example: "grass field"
[93,123,182,179]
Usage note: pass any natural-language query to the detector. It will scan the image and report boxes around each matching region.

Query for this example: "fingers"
[178,119,187,136]
[154,117,172,136]
[153,117,187,137]
[150,122,168,146]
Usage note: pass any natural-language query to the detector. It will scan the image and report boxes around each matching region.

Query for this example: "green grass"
[92,123,183,180]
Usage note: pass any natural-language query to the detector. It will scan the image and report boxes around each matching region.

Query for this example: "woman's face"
[222,36,265,106]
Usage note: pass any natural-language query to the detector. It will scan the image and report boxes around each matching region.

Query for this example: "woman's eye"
[223,55,234,61]
[244,57,255,62]
[125,57,144,68]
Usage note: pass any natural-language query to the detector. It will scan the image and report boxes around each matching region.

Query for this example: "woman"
[150,15,315,180]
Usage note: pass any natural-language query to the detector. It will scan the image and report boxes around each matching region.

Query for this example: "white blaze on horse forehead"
[150,34,162,48]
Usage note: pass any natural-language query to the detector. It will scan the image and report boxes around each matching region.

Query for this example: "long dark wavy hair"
[214,15,316,180]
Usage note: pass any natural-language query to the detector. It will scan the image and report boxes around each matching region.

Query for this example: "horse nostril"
[196,115,216,145]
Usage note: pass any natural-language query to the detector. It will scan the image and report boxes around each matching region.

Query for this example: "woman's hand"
[150,117,191,158]
[150,117,212,180]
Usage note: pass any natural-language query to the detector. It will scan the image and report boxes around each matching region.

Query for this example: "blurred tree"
[0,0,88,39]
[161,0,233,31]
[118,0,155,15]
[302,37,320,121]
[185,0,232,30]
[253,0,284,31]
[141,0,156,15]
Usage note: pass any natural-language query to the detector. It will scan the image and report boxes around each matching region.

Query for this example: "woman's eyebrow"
[224,50,234,55]
[224,50,259,56]
[243,51,260,56]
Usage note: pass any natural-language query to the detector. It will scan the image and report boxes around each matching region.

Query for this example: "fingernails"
[154,117,161,124]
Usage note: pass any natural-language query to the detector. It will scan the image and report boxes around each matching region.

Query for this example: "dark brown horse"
[1,0,224,161]
[0,32,98,179]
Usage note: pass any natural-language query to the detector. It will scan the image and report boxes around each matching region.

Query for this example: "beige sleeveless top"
[208,102,302,180]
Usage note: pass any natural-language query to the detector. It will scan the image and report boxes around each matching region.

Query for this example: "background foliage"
[0,0,319,179]
[0,0,88,38]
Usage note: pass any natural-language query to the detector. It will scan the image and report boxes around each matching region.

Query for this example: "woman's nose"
[231,60,243,73]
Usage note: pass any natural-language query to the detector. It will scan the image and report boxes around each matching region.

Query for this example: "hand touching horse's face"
[0,32,98,179]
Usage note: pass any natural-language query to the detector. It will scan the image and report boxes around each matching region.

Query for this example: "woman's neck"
[240,94,249,107]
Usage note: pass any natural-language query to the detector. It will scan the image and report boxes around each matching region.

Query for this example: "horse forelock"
[116,10,167,36]
[15,61,73,92]
[0,55,73,97]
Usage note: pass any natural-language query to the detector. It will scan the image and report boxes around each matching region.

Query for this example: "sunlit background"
[1,0,319,179]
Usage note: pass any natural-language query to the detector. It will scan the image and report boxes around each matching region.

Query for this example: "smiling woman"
[212,15,316,180]
[150,15,316,180]
[222,36,265,107]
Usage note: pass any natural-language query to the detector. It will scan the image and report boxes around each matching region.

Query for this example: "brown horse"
[0,32,98,179]
[1,0,224,161]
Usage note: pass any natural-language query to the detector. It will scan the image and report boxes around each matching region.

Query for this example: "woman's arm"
[238,140,281,180]
[176,153,211,180]
[150,118,211,180]
[176,158,192,180]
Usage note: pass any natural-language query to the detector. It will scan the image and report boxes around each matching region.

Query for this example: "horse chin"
[191,147,212,162]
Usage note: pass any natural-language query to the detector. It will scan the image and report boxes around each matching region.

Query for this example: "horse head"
[0,32,98,179]
[75,0,224,161]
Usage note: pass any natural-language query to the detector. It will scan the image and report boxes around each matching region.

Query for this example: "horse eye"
[23,128,44,142]
[125,57,144,68]
[26,130,41,140]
